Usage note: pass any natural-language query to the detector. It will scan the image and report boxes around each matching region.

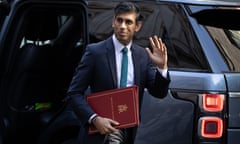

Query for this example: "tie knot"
[122,47,128,54]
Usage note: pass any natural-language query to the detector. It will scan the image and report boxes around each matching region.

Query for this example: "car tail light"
[201,94,224,112]
[198,117,223,138]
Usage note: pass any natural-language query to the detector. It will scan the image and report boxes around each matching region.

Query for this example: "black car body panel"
[135,72,227,144]
[225,74,240,144]
[0,0,240,144]
[0,0,88,143]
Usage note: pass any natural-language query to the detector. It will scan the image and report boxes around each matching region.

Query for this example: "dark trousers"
[104,128,134,144]
[77,126,137,144]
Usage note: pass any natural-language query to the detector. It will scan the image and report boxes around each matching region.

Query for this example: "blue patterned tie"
[120,47,128,88]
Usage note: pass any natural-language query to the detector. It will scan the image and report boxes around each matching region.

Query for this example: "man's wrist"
[157,67,168,78]
[91,115,99,124]
[89,113,98,124]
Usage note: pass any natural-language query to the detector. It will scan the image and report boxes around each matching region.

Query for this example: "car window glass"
[206,26,240,72]
[227,30,240,48]
[191,7,240,72]
[88,1,210,71]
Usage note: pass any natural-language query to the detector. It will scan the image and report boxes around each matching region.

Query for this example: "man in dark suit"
[67,1,170,144]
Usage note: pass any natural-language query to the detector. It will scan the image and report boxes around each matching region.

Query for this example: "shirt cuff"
[88,113,98,124]
[157,68,168,78]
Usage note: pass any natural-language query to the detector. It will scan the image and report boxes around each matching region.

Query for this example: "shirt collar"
[112,34,132,53]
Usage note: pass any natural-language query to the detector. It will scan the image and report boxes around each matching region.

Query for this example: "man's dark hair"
[114,2,143,21]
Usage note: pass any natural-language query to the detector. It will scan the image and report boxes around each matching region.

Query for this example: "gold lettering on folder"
[118,104,128,113]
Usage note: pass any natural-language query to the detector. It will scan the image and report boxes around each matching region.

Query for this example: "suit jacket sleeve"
[131,43,170,102]
[148,70,170,98]
[67,45,95,125]
[144,52,170,98]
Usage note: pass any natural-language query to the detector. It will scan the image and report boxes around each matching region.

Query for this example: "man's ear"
[135,21,142,32]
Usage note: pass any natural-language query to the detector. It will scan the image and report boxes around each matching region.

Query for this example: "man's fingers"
[108,118,120,126]
[150,35,165,52]
[154,35,161,49]
[145,48,153,58]
[149,37,156,48]
[101,125,117,134]
[163,43,167,52]
[97,118,118,134]
[159,38,164,51]
[108,126,118,133]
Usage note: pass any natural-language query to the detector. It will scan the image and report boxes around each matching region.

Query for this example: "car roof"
[157,0,240,6]
[87,0,240,6]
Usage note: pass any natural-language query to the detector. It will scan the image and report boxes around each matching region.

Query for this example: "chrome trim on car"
[229,92,240,97]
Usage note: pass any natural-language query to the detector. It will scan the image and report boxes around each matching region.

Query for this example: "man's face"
[112,12,142,45]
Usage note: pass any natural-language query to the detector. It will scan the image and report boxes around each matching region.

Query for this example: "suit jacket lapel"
[106,37,118,88]
[105,38,141,88]
[131,44,141,86]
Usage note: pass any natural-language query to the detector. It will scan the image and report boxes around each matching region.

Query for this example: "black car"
[0,0,88,143]
[1,0,240,144]
[87,0,240,143]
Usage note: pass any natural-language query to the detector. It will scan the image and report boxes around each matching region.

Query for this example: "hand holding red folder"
[91,116,120,134]
[87,85,139,134]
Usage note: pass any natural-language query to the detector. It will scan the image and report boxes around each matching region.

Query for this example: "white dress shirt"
[112,34,134,88]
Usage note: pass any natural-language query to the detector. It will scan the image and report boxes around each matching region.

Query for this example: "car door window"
[206,27,240,72]
[193,8,240,72]
[88,1,210,71]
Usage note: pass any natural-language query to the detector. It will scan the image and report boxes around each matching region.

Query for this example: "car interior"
[2,5,87,143]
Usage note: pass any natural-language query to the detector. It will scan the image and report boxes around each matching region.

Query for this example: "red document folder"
[86,85,139,134]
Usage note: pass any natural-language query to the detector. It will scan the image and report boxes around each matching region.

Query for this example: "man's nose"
[119,21,127,28]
